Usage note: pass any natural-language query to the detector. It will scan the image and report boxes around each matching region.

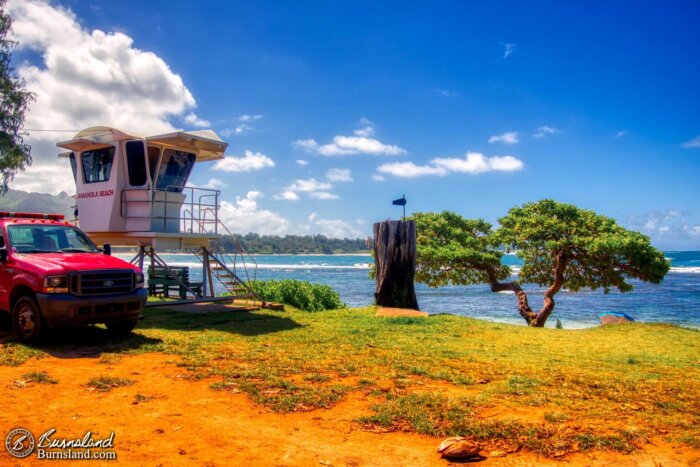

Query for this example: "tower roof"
[57,126,227,161]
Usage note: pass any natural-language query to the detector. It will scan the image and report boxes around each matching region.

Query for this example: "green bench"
[147,266,203,299]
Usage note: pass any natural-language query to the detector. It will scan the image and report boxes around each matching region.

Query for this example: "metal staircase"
[189,244,260,301]
[181,204,262,301]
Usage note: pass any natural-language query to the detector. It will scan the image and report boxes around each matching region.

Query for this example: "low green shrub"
[248,279,345,311]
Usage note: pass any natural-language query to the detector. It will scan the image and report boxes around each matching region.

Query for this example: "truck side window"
[81,146,115,183]
[126,141,148,186]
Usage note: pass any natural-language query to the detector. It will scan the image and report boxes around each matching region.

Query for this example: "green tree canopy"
[412,211,510,287]
[496,199,669,293]
[413,200,670,327]
[0,0,35,194]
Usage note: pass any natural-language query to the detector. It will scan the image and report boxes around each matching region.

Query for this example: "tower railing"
[119,186,220,234]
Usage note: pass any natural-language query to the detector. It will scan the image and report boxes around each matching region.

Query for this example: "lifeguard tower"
[57,126,259,304]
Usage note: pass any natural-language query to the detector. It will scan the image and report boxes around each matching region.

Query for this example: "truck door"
[0,230,9,310]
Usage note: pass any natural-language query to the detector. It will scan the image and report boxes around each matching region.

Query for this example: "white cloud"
[238,114,263,122]
[372,174,386,181]
[616,131,628,138]
[681,135,700,148]
[7,0,201,175]
[286,178,332,192]
[296,159,309,166]
[280,178,338,201]
[219,191,290,235]
[213,150,275,172]
[305,212,361,238]
[485,155,524,172]
[274,191,300,201]
[6,0,217,195]
[503,43,516,59]
[326,168,353,182]
[309,191,339,200]
[10,161,76,194]
[377,152,524,178]
[377,161,446,178]
[434,152,524,173]
[219,114,263,136]
[488,131,519,144]
[628,209,700,248]
[353,122,375,137]
[220,124,250,136]
[183,113,210,128]
[219,198,363,238]
[201,178,227,189]
[314,219,361,238]
[533,126,559,138]
[234,124,252,134]
[435,88,457,97]
[293,120,405,157]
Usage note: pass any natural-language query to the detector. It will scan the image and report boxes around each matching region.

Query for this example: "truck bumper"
[36,288,148,328]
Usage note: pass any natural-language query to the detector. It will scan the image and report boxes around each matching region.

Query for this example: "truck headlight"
[43,275,68,293]
[135,272,144,288]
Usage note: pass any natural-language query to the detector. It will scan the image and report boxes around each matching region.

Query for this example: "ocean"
[119,251,700,330]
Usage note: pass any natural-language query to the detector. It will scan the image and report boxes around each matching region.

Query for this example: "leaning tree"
[413,200,670,327]
[0,0,35,194]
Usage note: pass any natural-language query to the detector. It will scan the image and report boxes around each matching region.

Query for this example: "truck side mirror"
[0,246,7,263]
[103,243,112,256]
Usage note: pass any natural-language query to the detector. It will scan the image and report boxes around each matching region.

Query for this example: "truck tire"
[105,319,138,336]
[12,296,47,343]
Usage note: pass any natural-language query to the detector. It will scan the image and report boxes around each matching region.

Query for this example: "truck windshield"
[7,225,99,254]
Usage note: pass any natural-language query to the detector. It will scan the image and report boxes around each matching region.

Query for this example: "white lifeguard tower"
[57,126,259,304]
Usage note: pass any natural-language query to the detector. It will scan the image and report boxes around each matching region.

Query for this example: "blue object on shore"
[599,311,635,325]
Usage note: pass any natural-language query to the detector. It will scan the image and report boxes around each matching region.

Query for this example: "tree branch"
[481,264,538,325]
[532,252,568,327]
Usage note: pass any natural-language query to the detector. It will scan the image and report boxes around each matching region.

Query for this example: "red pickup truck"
[0,212,147,342]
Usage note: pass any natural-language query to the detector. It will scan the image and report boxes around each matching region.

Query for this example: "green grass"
[355,392,637,457]
[87,376,134,392]
[22,371,58,384]
[2,306,699,457]
[0,342,46,366]
[133,393,153,404]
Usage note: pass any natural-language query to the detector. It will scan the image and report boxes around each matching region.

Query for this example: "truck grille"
[71,270,134,296]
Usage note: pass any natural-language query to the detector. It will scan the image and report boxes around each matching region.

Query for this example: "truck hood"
[14,253,140,274]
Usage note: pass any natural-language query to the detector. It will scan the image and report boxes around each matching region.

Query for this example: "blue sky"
[7,0,700,248]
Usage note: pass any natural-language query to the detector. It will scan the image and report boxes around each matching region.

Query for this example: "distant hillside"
[0,189,74,218]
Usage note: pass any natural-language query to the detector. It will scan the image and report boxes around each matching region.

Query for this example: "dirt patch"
[376,307,428,317]
[1,353,697,466]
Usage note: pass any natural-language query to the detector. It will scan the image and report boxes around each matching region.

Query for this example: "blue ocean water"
[121,251,700,329]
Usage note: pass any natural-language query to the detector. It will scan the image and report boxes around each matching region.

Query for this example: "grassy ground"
[1,307,698,458]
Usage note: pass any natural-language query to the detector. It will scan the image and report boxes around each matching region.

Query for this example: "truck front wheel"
[12,296,46,343]
[105,319,138,336]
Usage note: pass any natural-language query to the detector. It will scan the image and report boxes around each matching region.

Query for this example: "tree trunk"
[373,220,419,310]
[483,253,568,327]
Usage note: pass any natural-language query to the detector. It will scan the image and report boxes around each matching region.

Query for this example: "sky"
[5,0,700,248]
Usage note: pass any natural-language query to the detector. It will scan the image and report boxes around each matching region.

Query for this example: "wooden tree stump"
[373,220,419,310]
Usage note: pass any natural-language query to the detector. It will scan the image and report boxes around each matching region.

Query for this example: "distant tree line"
[217,233,368,254]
